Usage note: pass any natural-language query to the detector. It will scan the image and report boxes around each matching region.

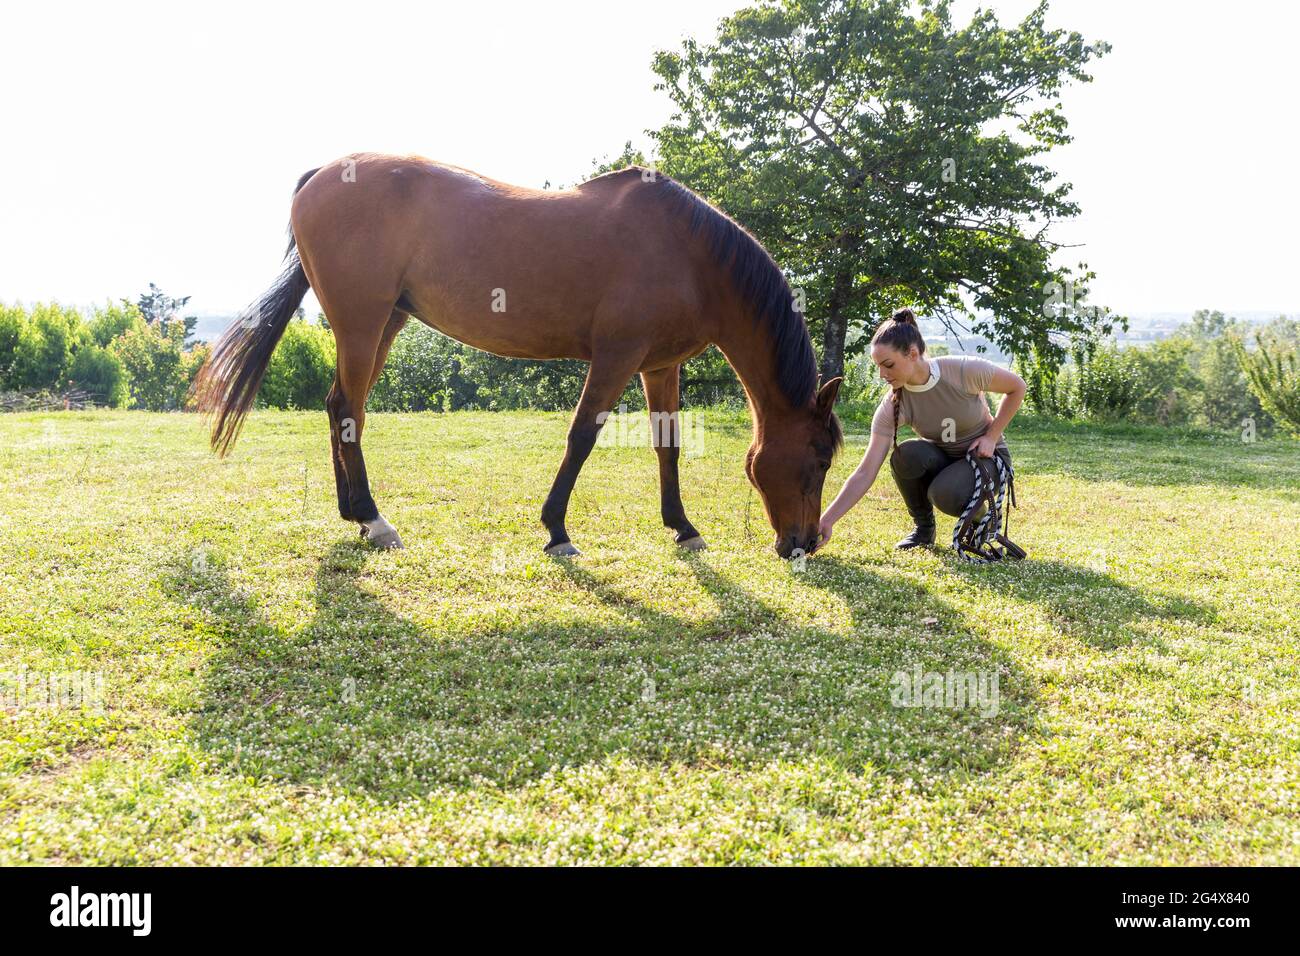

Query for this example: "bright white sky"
[1,0,1296,318]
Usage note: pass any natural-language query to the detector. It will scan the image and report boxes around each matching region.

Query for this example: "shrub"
[462,351,591,411]
[261,318,335,409]
[1070,341,1141,421]
[1192,333,1260,430]
[371,324,476,412]
[368,324,634,412]
[67,344,130,408]
[0,304,23,385]
[1233,334,1300,438]
[680,347,744,409]
[110,322,196,410]
[88,302,147,347]
[0,303,87,391]
[1025,338,1140,422]
[1018,312,1298,434]
[840,350,888,411]
[1126,338,1198,426]
[0,300,210,411]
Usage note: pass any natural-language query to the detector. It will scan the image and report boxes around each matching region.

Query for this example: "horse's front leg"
[540,354,641,556]
[640,365,705,550]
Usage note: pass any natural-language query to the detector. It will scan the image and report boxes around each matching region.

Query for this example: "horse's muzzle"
[775,533,819,560]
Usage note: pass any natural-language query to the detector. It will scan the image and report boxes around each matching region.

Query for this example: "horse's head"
[745,377,843,559]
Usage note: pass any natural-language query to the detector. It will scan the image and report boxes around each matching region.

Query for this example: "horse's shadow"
[162,540,1041,801]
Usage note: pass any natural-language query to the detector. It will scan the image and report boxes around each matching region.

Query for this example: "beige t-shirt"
[871,355,1008,455]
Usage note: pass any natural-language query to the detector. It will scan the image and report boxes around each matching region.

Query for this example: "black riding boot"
[895,517,936,550]
[890,441,944,550]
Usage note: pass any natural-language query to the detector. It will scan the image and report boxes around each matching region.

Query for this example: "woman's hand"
[817,432,889,550]
[970,433,999,458]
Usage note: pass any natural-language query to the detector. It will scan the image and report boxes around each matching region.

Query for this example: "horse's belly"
[404,292,593,361]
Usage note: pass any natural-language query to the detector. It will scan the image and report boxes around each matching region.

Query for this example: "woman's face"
[871,343,924,389]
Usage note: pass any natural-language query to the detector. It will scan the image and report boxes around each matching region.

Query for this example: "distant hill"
[918,310,1297,362]
[189,309,1296,350]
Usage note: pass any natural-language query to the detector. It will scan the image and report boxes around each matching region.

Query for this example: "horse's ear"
[815,376,842,419]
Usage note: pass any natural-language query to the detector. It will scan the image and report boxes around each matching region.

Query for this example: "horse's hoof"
[360,516,404,550]
[676,535,708,551]
[544,541,581,558]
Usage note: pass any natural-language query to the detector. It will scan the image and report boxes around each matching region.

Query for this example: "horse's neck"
[711,317,800,435]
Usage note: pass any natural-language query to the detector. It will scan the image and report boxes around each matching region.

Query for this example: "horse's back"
[291,154,708,364]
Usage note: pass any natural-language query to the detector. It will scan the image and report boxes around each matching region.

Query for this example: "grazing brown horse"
[195,154,842,558]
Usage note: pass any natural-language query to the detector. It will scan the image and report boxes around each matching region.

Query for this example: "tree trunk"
[819,266,854,381]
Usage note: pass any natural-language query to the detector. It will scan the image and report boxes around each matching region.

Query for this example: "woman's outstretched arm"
[818,431,891,548]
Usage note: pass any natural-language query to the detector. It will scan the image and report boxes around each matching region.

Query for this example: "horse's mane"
[593,168,820,411]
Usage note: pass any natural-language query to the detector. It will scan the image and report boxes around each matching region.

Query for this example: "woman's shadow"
[161,540,1040,801]
[943,555,1218,648]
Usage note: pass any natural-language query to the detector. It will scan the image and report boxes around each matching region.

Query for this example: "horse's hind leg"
[641,365,705,550]
[327,309,406,526]
[326,375,353,521]
[326,307,406,549]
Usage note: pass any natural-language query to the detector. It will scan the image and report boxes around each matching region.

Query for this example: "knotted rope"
[953,450,1025,563]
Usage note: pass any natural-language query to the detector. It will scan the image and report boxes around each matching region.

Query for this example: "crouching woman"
[819,308,1027,550]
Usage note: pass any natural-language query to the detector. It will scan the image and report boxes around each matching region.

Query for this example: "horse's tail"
[193,168,320,456]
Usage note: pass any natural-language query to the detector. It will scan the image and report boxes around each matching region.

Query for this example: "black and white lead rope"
[952,451,1022,563]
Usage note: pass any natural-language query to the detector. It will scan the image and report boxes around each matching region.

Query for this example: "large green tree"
[649,0,1114,379]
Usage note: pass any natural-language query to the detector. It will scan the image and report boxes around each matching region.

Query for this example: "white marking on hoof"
[677,535,708,551]
[544,542,581,558]
[360,515,404,550]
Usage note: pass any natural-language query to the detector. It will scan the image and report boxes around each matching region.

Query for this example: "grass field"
[0,407,1297,864]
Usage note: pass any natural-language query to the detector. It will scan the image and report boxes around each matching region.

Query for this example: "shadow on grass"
[939,556,1219,649]
[160,540,1039,801]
